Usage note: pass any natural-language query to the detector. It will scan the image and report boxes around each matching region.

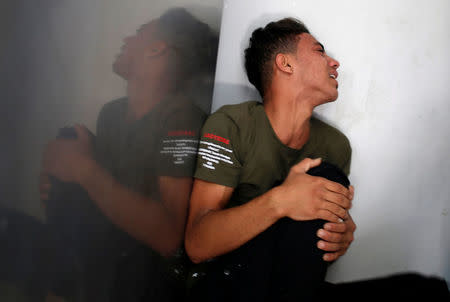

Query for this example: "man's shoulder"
[96,98,127,132]
[207,100,261,126]
[99,97,127,117]
[164,100,207,123]
[311,116,352,175]
[311,116,350,147]
[194,102,260,187]
[198,101,261,166]
[215,100,261,114]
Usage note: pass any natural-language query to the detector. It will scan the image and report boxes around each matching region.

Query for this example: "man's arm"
[185,179,281,263]
[185,158,352,263]
[79,161,191,257]
[42,125,191,257]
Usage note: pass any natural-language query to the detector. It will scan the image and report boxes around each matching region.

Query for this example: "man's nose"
[123,35,134,44]
[328,56,340,69]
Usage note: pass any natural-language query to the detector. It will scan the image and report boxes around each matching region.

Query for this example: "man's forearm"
[77,159,185,256]
[185,188,284,263]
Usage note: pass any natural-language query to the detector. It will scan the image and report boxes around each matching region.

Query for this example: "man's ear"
[145,40,168,58]
[275,53,294,74]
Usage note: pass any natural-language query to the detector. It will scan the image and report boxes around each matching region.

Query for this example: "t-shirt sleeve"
[156,109,205,177]
[194,112,242,188]
[341,144,352,176]
[337,134,352,176]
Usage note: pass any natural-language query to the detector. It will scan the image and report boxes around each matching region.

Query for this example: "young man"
[185,18,356,301]
[39,8,217,302]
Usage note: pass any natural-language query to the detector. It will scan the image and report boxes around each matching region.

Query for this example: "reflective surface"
[0,2,221,301]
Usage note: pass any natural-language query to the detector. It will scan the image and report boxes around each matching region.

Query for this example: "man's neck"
[125,80,170,121]
[263,88,315,150]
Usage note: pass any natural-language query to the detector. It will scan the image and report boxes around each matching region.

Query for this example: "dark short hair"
[244,18,309,97]
[156,8,218,78]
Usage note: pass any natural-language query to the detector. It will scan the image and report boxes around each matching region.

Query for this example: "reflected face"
[292,33,340,103]
[113,20,159,79]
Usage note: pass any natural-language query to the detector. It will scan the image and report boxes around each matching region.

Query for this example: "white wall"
[213,0,450,283]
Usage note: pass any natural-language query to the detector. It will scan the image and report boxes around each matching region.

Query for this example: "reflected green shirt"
[95,96,206,201]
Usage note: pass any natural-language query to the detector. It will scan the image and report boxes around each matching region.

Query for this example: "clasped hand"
[276,158,356,261]
[40,124,94,200]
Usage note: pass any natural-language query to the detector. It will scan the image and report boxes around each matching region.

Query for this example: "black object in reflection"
[46,127,106,253]
[0,206,48,299]
[47,127,106,262]
[46,127,115,298]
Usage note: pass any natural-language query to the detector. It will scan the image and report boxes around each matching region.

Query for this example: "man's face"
[291,33,340,104]
[113,20,159,80]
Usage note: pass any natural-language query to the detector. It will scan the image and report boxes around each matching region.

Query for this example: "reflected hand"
[39,172,51,204]
[42,124,94,183]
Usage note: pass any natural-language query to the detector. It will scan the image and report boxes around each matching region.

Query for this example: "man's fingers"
[323,250,345,262]
[39,172,51,201]
[307,158,322,171]
[324,180,351,200]
[74,124,90,141]
[317,209,342,223]
[323,253,337,262]
[317,240,342,252]
[42,140,59,172]
[39,182,51,192]
[321,201,347,219]
[40,192,49,201]
[319,214,356,262]
[39,173,51,185]
[322,190,351,210]
[293,157,322,173]
[40,200,47,209]
[349,185,355,201]
[324,222,347,233]
[317,229,344,243]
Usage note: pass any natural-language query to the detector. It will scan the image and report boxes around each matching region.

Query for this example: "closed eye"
[315,42,325,54]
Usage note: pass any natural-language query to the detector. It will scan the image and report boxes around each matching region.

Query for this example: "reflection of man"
[185,18,356,301]
[41,8,217,302]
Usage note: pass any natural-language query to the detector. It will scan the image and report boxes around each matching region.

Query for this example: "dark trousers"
[191,218,328,302]
[1,197,184,302]
[190,216,450,302]
[44,183,185,302]
[0,206,50,299]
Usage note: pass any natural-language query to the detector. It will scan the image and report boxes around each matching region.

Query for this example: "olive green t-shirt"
[95,96,206,201]
[194,101,351,208]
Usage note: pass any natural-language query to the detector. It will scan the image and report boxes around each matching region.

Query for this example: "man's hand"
[317,208,356,262]
[41,124,94,184]
[274,158,352,223]
[39,172,51,203]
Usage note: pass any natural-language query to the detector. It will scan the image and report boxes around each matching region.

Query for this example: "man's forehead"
[138,20,158,34]
[297,33,324,50]
[136,19,160,42]
[298,33,319,44]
